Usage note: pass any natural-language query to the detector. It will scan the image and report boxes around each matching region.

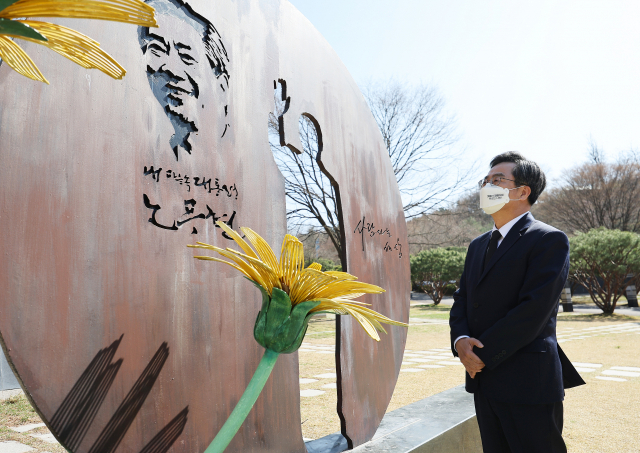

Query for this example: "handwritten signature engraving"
[354,216,402,259]
[354,216,391,251]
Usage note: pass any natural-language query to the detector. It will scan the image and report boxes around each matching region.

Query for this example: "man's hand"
[457,337,485,379]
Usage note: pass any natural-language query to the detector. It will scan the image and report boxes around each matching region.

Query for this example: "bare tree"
[269,80,346,269]
[536,149,640,234]
[406,191,493,253]
[587,136,605,164]
[362,79,473,219]
[269,79,473,266]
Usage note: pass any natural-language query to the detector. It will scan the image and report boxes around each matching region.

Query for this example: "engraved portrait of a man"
[139,0,230,161]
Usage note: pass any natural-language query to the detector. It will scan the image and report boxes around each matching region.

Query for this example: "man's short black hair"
[489,151,546,205]
[140,0,230,88]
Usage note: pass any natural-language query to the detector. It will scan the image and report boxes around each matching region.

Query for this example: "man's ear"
[520,186,532,202]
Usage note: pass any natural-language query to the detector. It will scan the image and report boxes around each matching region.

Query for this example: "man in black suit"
[449,152,585,452]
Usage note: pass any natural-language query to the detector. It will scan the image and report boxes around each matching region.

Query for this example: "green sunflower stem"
[205,348,280,453]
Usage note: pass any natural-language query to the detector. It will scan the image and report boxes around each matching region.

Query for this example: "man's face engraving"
[145,15,205,132]
[139,1,230,161]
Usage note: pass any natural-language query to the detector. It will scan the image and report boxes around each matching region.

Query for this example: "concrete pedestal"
[306,385,482,453]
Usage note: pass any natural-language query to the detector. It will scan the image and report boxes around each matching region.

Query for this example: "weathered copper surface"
[0,0,410,451]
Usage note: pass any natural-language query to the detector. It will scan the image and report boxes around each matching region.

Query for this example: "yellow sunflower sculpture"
[189,221,407,453]
[0,0,157,84]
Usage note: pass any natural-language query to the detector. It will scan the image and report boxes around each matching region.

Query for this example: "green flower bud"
[251,284,320,354]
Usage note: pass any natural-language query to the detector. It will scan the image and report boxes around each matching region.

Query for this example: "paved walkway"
[569,304,640,317]
[298,319,640,404]
[0,412,62,452]
[410,293,640,317]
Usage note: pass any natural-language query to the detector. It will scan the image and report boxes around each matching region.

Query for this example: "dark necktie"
[483,230,502,272]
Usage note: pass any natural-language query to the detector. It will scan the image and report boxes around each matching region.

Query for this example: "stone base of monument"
[306,385,481,453]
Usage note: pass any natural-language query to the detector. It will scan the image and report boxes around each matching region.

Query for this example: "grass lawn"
[0,393,67,452]
[555,316,640,453]
[407,303,451,319]
[300,305,640,452]
[299,311,463,440]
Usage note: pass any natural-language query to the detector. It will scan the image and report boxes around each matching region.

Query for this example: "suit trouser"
[474,388,566,453]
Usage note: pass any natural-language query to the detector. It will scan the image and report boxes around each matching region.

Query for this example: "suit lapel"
[476,212,535,285]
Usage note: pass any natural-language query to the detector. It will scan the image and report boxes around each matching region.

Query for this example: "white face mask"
[479,184,524,215]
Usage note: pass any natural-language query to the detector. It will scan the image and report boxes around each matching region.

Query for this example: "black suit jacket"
[449,212,585,405]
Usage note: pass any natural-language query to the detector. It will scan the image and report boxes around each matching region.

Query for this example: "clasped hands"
[457,337,485,378]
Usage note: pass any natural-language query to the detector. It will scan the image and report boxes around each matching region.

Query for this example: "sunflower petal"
[187,242,217,250]
[344,304,407,327]
[0,0,157,27]
[310,299,406,330]
[241,227,281,276]
[279,234,304,289]
[0,35,47,82]
[213,249,270,291]
[308,280,385,302]
[221,247,281,292]
[336,304,381,341]
[307,262,322,271]
[289,268,338,305]
[352,312,381,341]
[337,292,366,300]
[215,221,258,260]
[325,271,358,281]
[366,315,387,334]
[189,243,226,254]
[345,305,389,333]
[17,20,125,79]
[192,255,253,280]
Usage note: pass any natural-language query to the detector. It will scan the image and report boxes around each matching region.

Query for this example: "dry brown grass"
[557,318,640,453]
[301,308,640,453]
[300,318,466,440]
[386,324,464,412]
[299,318,341,440]
[0,394,67,452]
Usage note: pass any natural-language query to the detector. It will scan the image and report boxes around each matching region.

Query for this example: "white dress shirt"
[453,212,530,352]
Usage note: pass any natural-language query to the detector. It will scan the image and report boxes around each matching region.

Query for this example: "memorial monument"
[0,0,410,451]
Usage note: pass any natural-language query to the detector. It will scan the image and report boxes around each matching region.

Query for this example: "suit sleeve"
[474,230,570,370]
[449,247,472,357]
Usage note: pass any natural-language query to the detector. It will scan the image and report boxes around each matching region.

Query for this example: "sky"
[288,0,640,185]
